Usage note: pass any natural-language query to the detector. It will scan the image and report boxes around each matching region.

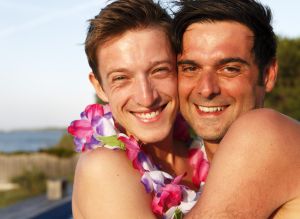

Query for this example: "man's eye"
[219,66,242,77]
[153,67,169,73]
[224,66,240,72]
[112,75,127,81]
[180,65,198,72]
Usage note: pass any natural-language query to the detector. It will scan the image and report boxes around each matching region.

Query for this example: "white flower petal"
[182,188,198,202]
[101,118,117,136]
[103,144,121,150]
[177,200,197,214]
[141,155,156,171]
[164,206,178,219]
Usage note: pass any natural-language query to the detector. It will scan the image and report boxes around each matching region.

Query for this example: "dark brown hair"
[173,0,277,81]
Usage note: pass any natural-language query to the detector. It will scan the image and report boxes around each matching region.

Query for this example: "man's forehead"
[179,21,255,60]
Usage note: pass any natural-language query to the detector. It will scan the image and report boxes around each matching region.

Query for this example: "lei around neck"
[68,104,209,219]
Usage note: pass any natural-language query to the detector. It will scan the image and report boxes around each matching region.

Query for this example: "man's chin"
[131,128,171,144]
[193,127,227,142]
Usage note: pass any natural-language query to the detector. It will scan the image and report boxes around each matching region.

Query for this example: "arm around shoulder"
[187,108,300,219]
[72,147,156,219]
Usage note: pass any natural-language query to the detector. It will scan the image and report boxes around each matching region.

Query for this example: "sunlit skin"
[73,27,197,219]
[89,27,195,187]
[90,27,178,147]
[177,21,276,158]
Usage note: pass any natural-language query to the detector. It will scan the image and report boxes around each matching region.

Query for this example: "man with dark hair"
[174,0,300,218]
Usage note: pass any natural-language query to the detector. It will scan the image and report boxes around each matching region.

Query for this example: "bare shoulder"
[72,148,155,219]
[219,108,300,183]
[75,146,133,179]
[224,108,299,150]
[231,108,299,132]
[190,109,300,218]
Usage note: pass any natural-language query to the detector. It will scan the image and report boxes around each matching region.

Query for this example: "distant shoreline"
[0,127,66,133]
[0,130,65,153]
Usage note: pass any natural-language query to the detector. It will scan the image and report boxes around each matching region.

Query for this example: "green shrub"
[265,37,300,120]
[55,133,74,149]
[11,170,46,194]
[39,147,75,158]
[38,133,76,157]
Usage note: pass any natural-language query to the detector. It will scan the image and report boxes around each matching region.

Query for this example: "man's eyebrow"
[218,57,250,66]
[177,59,198,66]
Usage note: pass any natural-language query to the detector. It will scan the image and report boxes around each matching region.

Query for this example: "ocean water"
[0,130,65,153]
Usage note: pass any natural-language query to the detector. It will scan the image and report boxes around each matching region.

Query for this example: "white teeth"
[198,106,225,113]
[135,110,160,119]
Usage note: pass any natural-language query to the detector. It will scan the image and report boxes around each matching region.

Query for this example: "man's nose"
[133,77,159,107]
[196,71,220,99]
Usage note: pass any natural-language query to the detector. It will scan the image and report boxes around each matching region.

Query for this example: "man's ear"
[264,58,278,92]
[89,72,109,103]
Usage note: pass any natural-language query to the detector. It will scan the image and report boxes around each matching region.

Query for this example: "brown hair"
[85,0,173,81]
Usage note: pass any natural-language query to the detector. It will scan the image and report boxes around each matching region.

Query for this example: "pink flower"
[152,183,183,215]
[68,119,94,151]
[118,134,144,172]
[82,104,104,121]
[68,104,116,152]
[68,104,208,218]
[189,148,209,188]
[118,134,139,161]
[68,120,93,140]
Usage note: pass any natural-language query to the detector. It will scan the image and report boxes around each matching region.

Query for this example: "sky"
[0,0,299,131]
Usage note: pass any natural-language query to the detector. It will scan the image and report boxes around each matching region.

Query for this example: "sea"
[0,130,65,153]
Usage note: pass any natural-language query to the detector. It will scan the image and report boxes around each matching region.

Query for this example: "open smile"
[132,105,167,123]
[195,104,228,115]
[198,105,226,113]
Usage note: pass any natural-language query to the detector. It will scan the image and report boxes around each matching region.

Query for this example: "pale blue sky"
[0,0,299,131]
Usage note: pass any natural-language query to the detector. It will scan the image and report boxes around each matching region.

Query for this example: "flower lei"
[68,104,209,219]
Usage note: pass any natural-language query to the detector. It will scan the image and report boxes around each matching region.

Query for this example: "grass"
[0,188,37,208]
[0,133,76,208]
[0,170,46,208]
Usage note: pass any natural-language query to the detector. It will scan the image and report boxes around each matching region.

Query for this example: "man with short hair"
[174,0,300,218]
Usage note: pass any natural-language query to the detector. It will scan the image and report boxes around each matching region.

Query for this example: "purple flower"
[68,104,117,152]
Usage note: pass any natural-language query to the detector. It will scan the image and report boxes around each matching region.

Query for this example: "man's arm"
[187,109,300,219]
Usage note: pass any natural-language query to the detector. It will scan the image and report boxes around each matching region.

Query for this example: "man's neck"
[203,140,220,162]
[142,131,189,175]
[143,131,175,165]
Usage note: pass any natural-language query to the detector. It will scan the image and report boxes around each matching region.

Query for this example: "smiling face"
[90,27,178,143]
[178,21,276,143]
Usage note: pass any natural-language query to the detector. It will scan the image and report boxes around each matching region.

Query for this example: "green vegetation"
[54,132,74,149]
[265,37,300,120]
[0,133,75,207]
[39,133,75,157]
[11,170,46,194]
[39,146,74,158]
[0,151,32,156]
[0,133,76,157]
[0,170,46,208]
[0,189,32,208]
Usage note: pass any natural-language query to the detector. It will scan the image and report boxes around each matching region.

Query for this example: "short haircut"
[173,0,277,79]
[85,0,173,81]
